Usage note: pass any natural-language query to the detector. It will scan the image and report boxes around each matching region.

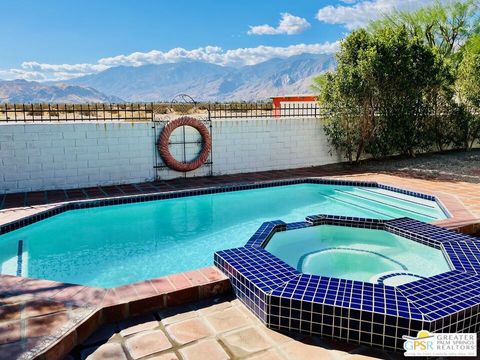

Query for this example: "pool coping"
[214,215,480,351]
[0,177,477,359]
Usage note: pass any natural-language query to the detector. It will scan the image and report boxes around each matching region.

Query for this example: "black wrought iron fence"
[2,102,479,122]
[207,102,323,119]
[0,103,154,122]
[0,102,327,122]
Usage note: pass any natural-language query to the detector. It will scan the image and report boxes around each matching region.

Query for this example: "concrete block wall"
[212,118,340,175]
[0,122,155,193]
[0,118,341,193]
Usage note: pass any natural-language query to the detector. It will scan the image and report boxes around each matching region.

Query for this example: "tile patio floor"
[69,295,401,360]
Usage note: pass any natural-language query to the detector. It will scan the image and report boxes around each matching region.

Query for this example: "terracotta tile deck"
[0,165,479,359]
[68,295,402,360]
[0,268,230,360]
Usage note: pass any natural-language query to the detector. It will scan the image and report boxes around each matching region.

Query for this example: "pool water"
[265,225,451,284]
[0,184,447,287]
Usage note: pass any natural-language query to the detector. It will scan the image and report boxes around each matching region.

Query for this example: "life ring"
[158,116,211,172]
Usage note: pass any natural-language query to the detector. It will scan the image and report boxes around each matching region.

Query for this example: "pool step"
[355,188,436,208]
[332,190,437,221]
[321,192,396,219]
[336,189,438,220]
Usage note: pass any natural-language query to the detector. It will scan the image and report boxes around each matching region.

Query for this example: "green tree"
[456,34,480,149]
[369,1,479,152]
[369,0,479,62]
[313,30,376,162]
[314,27,442,160]
[317,0,480,160]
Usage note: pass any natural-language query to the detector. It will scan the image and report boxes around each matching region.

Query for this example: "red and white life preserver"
[157,116,211,172]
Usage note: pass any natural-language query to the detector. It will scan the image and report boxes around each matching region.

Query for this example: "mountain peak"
[66,53,335,102]
[0,79,123,104]
[1,54,335,103]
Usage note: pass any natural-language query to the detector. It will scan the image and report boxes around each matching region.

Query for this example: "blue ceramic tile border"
[0,177,449,235]
[215,246,300,321]
[245,221,287,248]
[16,239,23,277]
[215,215,480,351]
[376,272,425,285]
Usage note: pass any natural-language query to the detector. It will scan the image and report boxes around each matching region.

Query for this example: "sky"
[0,0,437,82]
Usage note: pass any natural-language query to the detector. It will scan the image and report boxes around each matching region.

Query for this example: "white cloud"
[0,42,339,82]
[248,13,311,35]
[219,43,339,66]
[0,69,48,82]
[22,61,108,74]
[99,43,339,68]
[98,46,226,67]
[0,61,109,82]
[316,0,437,30]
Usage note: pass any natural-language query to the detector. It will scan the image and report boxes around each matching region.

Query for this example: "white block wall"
[0,118,341,193]
[212,117,340,175]
[0,122,155,193]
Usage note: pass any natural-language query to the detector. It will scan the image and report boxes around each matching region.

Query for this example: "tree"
[314,27,442,160]
[456,34,480,149]
[369,0,479,62]
[369,1,480,152]
[316,1,480,160]
[313,73,364,163]
[313,30,376,162]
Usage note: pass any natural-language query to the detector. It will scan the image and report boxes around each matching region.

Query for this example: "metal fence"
[0,103,154,122]
[0,102,325,122]
[2,102,479,122]
[207,102,322,119]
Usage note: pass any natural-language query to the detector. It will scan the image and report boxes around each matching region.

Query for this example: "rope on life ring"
[157,116,211,172]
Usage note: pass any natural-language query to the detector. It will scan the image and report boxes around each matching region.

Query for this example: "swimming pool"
[0,181,447,287]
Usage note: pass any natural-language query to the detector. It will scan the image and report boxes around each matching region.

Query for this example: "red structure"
[271,95,317,117]
[271,95,317,109]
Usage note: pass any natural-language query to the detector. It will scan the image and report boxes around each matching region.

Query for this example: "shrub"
[316,1,479,161]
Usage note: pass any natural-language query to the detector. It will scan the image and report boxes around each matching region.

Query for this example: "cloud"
[248,13,311,35]
[0,69,48,82]
[98,46,226,67]
[0,62,110,82]
[316,0,437,30]
[0,42,339,82]
[22,61,108,74]
[99,43,339,68]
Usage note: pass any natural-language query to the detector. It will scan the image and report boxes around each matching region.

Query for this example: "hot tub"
[215,215,480,352]
[264,225,450,285]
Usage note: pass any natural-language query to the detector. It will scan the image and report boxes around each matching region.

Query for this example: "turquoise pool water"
[265,225,451,285]
[0,184,447,287]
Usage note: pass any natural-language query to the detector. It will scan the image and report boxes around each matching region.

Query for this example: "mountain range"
[0,53,336,103]
[0,80,122,104]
